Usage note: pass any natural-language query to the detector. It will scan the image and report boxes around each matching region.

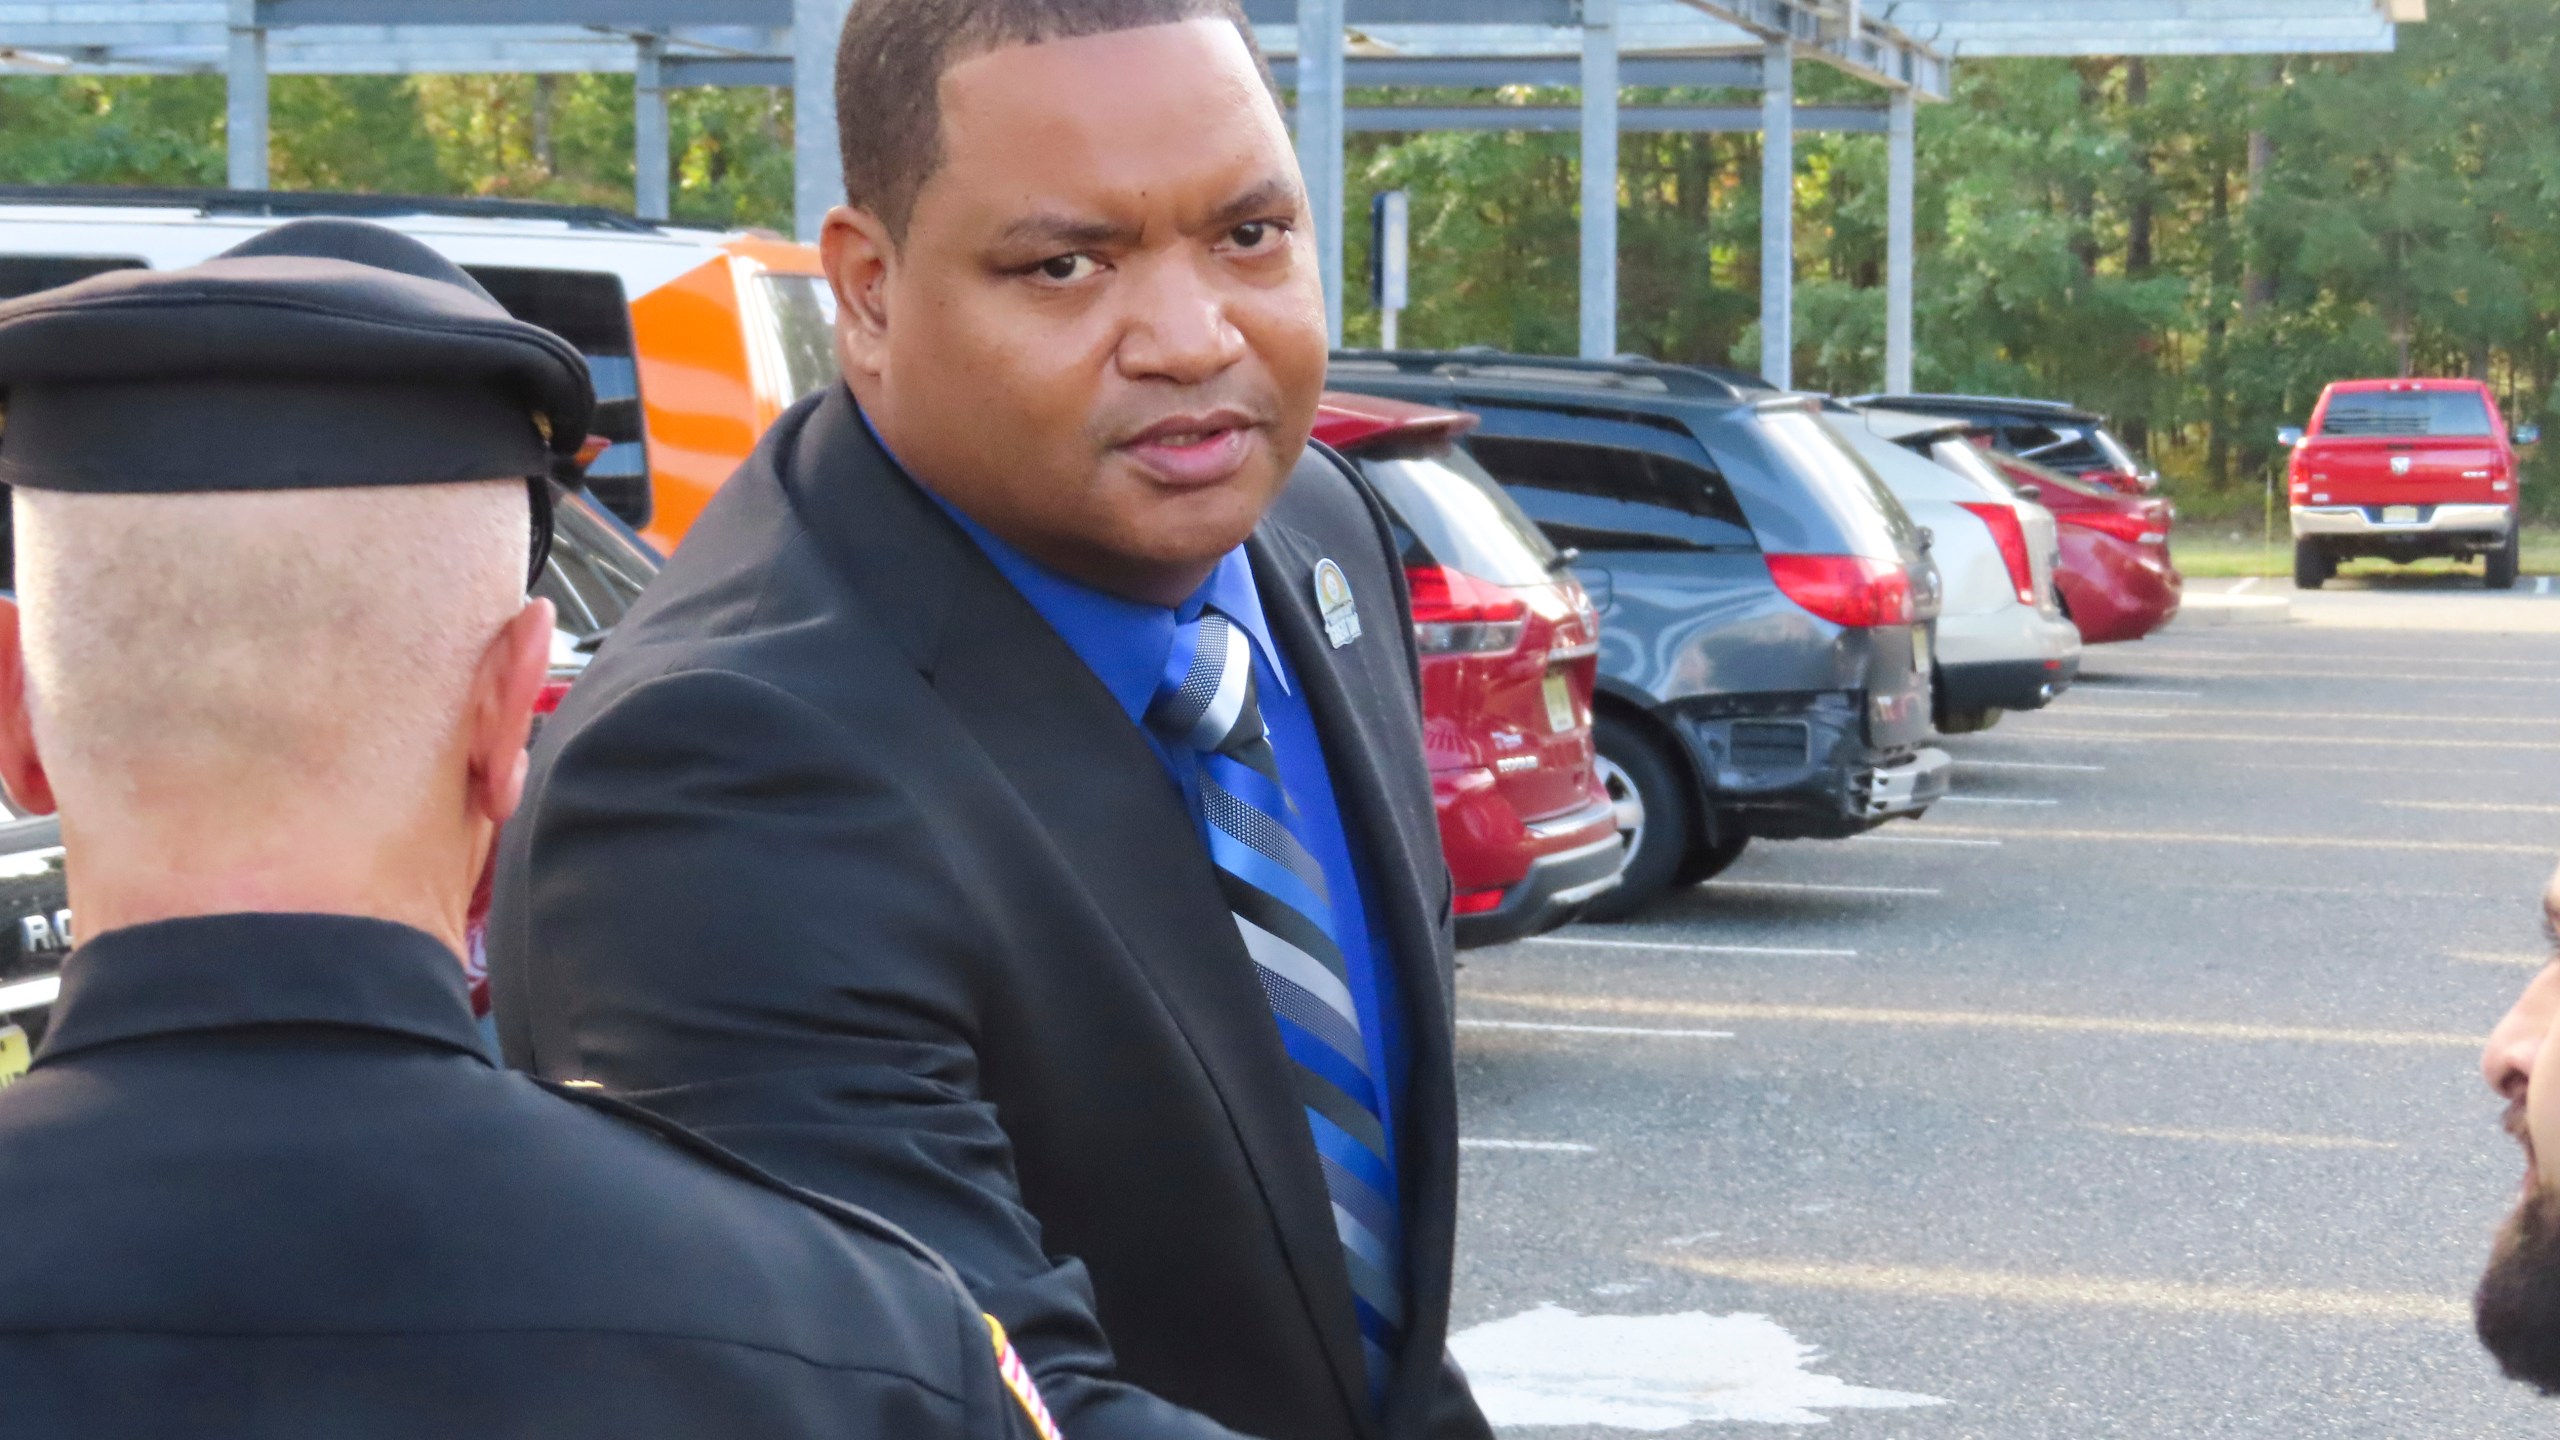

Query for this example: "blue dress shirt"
[912,473,1411,1245]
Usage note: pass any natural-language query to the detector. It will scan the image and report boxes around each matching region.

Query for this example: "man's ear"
[0,599,57,817]
[821,203,898,386]
[465,598,555,829]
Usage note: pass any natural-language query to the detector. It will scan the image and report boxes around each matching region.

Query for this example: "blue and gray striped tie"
[1150,607,1404,1406]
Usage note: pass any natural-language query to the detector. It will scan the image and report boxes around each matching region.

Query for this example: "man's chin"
[2478,1179,2560,1392]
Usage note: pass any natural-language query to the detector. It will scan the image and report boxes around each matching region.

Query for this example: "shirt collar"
[34,912,490,1068]
[861,408,1288,727]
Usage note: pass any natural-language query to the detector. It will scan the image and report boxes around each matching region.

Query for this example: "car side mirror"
[2277,427,2305,448]
[2518,425,2542,446]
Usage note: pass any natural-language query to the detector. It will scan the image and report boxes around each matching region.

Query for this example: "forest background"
[5,0,2555,524]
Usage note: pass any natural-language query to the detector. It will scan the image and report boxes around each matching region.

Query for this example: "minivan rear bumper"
[1669,698,1953,841]
[2292,503,2511,538]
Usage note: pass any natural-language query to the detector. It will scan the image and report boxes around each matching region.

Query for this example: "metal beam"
[1268,53,1759,90]
[1758,37,1790,389]
[1344,103,1885,132]
[632,30,667,221]
[263,0,793,23]
[791,0,842,241]
[1884,86,1913,395]
[1578,0,1617,360]
[224,0,265,190]
[1242,0,1573,20]
[1296,0,1346,340]
[1677,0,1949,97]
[662,53,783,86]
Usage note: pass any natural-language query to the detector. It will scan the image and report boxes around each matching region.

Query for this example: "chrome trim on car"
[2290,503,2511,537]
[0,973,60,1016]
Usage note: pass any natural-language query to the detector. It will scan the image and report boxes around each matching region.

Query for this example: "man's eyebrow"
[992,212,1142,253]
[1204,177,1304,229]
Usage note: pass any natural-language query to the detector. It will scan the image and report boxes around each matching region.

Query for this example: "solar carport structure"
[0,0,2423,390]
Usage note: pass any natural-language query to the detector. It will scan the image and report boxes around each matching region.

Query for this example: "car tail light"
[1453,888,1506,916]
[2057,510,2168,546]
[536,676,576,716]
[1956,502,2038,605]
[1408,565,1529,655]
[1764,554,1915,628]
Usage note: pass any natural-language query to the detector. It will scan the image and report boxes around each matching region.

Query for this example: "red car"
[1985,450,2182,644]
[1313,393,1621,947]
[2284,377,2540,590]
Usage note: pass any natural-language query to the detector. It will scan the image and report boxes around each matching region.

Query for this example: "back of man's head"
[10,480,539,939]
[836,0,1265,241]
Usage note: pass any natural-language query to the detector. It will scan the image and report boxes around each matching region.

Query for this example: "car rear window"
[1468,435,1755,554]
[1357,443,1558,587]
[2317,389,2495,438]
[759,273,841,402]
[1750,409,1914,559]
[465,266,652,530]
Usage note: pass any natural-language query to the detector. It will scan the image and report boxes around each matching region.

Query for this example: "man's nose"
[1116,259,1248,385]
[2486,987,2550,1101]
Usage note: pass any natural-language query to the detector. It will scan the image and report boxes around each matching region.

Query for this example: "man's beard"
[2478,1180,2560,1391]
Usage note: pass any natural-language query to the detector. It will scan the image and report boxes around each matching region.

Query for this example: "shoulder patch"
[985,1313,1064,1440]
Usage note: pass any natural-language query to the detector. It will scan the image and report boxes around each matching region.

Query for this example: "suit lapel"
[1248,518,1463,1437]
[793,414,1382,1436]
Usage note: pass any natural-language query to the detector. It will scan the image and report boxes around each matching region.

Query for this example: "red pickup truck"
[2285,378,2541,590]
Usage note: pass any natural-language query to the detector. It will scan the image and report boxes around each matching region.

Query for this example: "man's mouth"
[1118,412,1259,489]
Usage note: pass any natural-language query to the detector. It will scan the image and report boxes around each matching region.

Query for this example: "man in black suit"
[489,4,1491,1440]
[0,219,1051,1440]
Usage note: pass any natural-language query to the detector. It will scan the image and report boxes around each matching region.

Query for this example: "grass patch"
[2169,527,2560,579]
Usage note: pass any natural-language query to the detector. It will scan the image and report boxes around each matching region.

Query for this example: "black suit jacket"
[0,912,1034,1440]
[491,386,1491,1440]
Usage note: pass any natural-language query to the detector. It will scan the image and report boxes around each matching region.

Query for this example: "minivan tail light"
[1957,502,2038,606]
[1764,554,1914,628]
[1407,565,1530,655]
[2057,510,2168,546]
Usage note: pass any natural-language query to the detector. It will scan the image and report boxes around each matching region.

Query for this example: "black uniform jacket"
[0,912,1037,1440]
[490,385,1492,1440]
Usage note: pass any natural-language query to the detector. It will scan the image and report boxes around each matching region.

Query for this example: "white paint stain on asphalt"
[1449,1304,1945,1429]
[1460,1138,1600,1154]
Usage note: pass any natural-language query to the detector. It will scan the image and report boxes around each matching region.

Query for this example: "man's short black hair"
[834,0,1272,243]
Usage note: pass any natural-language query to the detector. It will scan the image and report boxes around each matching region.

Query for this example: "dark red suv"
[1314,393,1620,947]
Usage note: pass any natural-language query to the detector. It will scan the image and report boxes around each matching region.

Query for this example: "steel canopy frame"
[1,1,2411,387]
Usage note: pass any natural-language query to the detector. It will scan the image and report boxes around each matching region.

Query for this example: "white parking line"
[1704,880,1943,897]
[2071,687,2204,698]
[1459,1019,1737,1040]
[1848,834,2005,848]
[1459,1137,1601,1153]
[1957,759,2107,773]
[2229,577,2260,595]
[1529,936,1858,958]
[1937,796,2061,807]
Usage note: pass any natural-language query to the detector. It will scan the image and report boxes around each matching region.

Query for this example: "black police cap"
[0,217,595,581]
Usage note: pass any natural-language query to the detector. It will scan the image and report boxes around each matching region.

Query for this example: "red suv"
[2284,378,2541,590]
[1314,393,1620,947]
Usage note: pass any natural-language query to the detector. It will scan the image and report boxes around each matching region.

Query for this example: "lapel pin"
[1314,558,1363,649]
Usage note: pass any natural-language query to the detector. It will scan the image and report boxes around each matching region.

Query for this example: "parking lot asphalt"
[1446,576,2560,1435]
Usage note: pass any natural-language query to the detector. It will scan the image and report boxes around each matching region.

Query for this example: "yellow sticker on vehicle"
[1543,670,1577,735]
[985,1314,1063,1440]
[0,1024,29,1087]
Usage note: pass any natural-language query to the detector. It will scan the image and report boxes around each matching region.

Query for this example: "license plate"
[0,1024,27,1087]
[1911,627,1932,676]
[2382,505,2420,524]
[1543,671,1577,735]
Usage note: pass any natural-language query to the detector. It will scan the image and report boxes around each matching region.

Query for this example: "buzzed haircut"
[834,0,1272,241]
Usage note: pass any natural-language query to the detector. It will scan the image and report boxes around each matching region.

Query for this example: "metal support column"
[1578,0,1619,360]
[1296,0,1347,340]
[224,0,268,191]
[1885,87,1915,395]
[793,0,849,242]
[1759,38,1793,390]
[633,32,670,222]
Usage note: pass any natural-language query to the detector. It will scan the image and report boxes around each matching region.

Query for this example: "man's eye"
[1036,255,1098,283]
[1230,222,1285,251]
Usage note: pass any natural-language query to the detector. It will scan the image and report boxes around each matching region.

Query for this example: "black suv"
[1852,393,2155,494]
[1331,351,1951,919]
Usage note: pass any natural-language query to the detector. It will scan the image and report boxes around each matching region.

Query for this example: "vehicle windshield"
[1358,443,1562,587]
[536,488,660,644]
[2317,389,2495,438]
[759,273,842,403]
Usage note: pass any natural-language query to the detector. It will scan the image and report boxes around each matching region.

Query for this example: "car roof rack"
[1332,347,1773,403]
[0,184,664,235]
[1847,392,2100,422]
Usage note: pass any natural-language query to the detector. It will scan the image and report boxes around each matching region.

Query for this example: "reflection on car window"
[535,489,657,643]
[466,266,653,530]
[1359,447,1559,587]
[2318,389,2495,438]
[761,275,841,402]
[1469,435,1755,554]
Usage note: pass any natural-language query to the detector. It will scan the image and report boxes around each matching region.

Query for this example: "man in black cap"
[0,218,1056,1440]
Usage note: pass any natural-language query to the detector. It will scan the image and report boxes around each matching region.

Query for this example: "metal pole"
[1578,0,1619,360]
[793,0,849,242]
[1885,87,1915,395]
[224,0,268,191]
[633,32,670,223]
[1296,0,1346,340]
[1759,38,1793,390]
